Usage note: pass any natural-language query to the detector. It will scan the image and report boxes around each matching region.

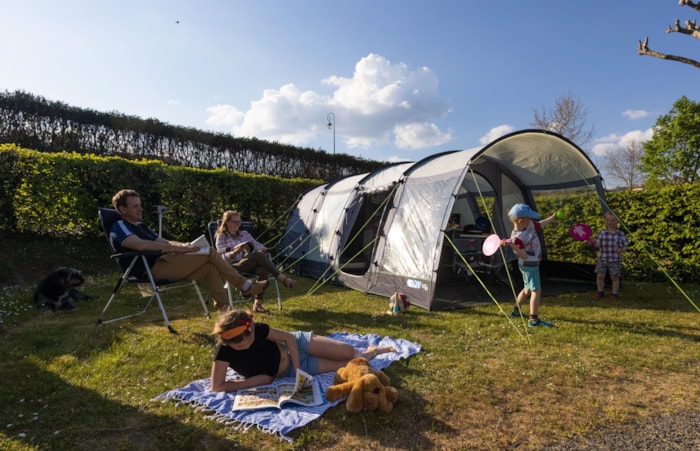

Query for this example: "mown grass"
[1,236,699,450]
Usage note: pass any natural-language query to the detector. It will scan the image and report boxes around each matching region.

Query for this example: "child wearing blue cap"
[504,203,557,327]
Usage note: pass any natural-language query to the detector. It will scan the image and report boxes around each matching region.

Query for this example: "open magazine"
[188,234,210,254]
[231,368,324,411]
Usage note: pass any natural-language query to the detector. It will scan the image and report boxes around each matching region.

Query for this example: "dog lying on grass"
[34,267,93,311]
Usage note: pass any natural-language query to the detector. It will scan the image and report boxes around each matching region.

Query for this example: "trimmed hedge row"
[0,144,319,243]
[2,144,698,283]
[536,185,700,283]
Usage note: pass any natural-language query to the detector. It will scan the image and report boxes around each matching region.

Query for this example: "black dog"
[34,267,93,311]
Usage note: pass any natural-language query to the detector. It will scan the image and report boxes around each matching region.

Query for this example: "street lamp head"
[326,112,336,155]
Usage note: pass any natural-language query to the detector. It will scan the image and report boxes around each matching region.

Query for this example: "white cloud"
[394,123,451,149]
[479,125,514,145]
[205,104,244,128]
[232,84,323,145]
[386,154,413,163]
[595,133,622,143]
[622,109,651,120]
[591,128,654,156]
[204,53,452,151]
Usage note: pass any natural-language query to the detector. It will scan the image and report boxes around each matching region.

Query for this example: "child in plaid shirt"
[592,211,628,300]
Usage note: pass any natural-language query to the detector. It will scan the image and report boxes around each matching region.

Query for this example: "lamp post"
[153,205,167,236]
[326,112,335,155]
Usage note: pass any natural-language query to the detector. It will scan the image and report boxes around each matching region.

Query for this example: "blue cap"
[509,203,540,220]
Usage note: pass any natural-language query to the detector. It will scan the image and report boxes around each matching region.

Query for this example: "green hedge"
[0,144,319,243]
[2,144,698,283]
[536,185,700,283]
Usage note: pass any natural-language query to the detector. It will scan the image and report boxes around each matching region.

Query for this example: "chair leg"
[225,281,235,309]
[97,277,127,326]
[191,280,210,319]
[98,256,138,325]
[98,293,157,326]
[273,279,282,310]
[98,258,158,326]
[152,290,177,334]
[99,256,208,333]
[143,267,178,333]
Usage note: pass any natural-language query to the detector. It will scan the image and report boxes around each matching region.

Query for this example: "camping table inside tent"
[453,234,512,288]
[452,235,486,285]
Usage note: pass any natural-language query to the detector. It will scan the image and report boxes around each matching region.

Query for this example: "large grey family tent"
[278,129,606,310]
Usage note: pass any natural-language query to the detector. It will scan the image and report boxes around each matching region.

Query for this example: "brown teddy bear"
[324,357,399,413]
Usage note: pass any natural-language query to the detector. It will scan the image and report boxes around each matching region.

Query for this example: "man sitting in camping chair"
[109,189,268,311]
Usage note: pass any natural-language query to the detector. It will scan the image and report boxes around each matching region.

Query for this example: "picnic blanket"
[152,333,422,442]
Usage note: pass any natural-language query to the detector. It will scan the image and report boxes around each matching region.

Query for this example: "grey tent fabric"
[279,129,605,310]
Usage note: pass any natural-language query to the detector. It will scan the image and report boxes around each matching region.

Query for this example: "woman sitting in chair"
[215,210,296,314]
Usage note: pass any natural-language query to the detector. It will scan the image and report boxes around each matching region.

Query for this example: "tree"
[531,91,594,148]
[638,1,700,70]
[603,140,644,190]
[641,96,700,186]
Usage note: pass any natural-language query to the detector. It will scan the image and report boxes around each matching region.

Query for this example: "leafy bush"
[0,145,318,242]
[537,184,700,283]
[2,144,699,283]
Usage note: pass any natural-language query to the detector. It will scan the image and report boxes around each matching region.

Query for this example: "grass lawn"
[1,236,699,450]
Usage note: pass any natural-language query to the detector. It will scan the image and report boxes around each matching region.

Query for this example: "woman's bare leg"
[309,335,397,373]
[308,335,356,361]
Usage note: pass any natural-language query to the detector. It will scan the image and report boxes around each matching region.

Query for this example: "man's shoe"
[242,280,269,297]
[593,292,604,300]
[609,294,618,300]
[528,318,553,328]
[509,309,526,318]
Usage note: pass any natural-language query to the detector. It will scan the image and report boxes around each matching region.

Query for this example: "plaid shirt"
[593,229,628,262]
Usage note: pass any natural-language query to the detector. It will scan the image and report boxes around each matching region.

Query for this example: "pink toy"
[482,234,502,256]
[569,223,592,243]
[482,235,523,256]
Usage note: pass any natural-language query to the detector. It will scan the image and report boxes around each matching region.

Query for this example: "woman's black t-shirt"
[213,323,281,377]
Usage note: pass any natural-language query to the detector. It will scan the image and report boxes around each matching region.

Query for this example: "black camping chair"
[452,235,512,287]
[97,208,209,334]
[207,220,282,310]
[452,236,485,288]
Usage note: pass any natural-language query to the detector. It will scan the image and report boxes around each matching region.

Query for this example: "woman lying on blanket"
[210,309,396,392]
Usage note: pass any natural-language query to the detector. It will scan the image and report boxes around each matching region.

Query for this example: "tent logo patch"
[405,279,424,290]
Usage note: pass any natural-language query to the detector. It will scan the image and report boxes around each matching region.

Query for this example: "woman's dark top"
[213,323,281,377]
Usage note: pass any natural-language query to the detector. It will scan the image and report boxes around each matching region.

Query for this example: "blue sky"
[2,1,698,173]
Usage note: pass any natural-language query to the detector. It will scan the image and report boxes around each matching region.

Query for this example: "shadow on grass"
[554,287,700,313]
[291,375,456,450]
[468,298,700,343]
[0,234,114,287]
[282,304,441,338]
[0,355,236,450]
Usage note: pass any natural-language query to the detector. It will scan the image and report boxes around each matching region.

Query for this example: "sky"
[2,1,698,183]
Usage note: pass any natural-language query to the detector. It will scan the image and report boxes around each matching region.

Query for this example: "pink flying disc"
[482,234,502,256]
[569,223,592,242]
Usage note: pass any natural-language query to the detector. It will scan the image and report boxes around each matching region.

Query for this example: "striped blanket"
[152,333,422,442]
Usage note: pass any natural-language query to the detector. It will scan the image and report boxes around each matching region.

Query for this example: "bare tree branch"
[531,91,594,148]
[668,18,700,39]
[638,36,700,69]
[638,1,700,69]
[678,0,700,14]
[603,140,644,190]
